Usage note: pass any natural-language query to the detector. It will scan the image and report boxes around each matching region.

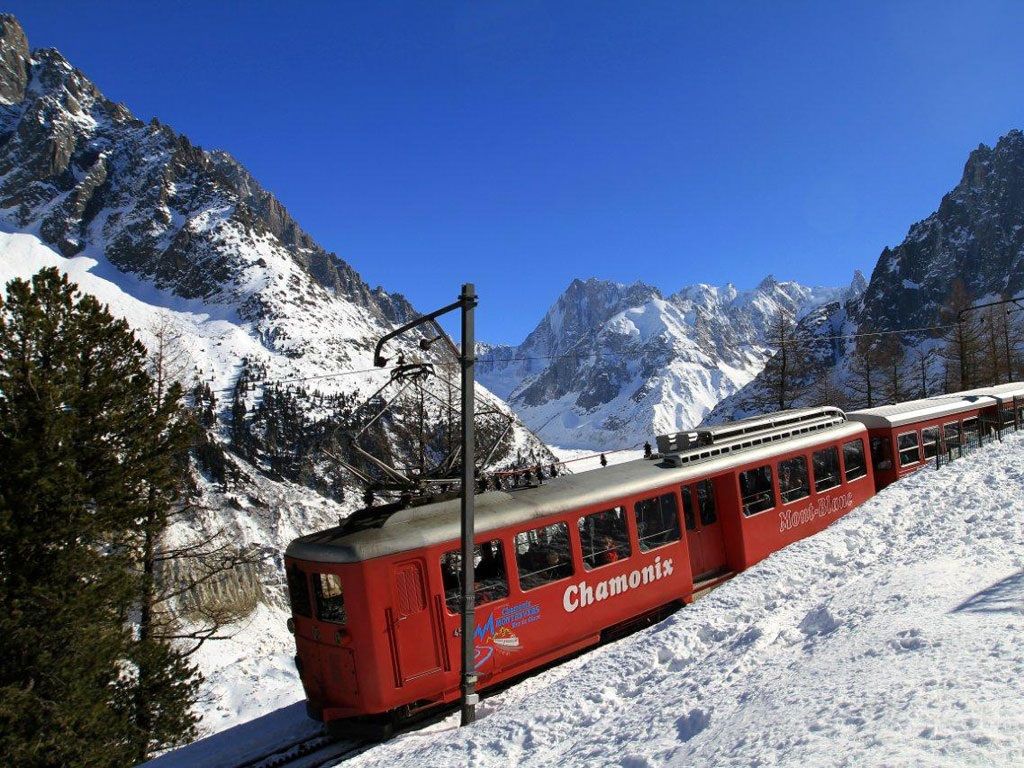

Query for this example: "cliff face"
[0,14,557,735]
[479,276,842,448]
[711,129,1024,423]
[0,14,413,329]
[855,130,1024,333]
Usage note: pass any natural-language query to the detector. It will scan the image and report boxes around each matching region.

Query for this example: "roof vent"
[655,407,847,468]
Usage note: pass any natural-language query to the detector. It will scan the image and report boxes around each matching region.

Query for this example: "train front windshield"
[287,564,348,626]
[312,572,347,625]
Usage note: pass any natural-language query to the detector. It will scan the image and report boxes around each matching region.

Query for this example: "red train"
[847,383,1024,489]
[284,385,1022,736]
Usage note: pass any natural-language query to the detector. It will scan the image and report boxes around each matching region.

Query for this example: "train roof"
[847,394,997,429]
[940,382,1024,405]
[286,419,867,565]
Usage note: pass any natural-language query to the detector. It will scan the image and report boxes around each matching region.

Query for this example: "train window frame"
[778,455,811,504]
[842,439,867,482]
[897,431,921,467]
[287,564,312,618]
[694,479,717,526]
[921,425,940,460]
[440,540,510,614]
[943,421,961,453]
[681,486,696,531]
[514,522,574,591]
[577,506,632,571]
[896,430,920,466]
[633,491,682,552]
[812,445,842,493]
[739,465,775,516]
[962,417,980,447]
[312,572,347,625]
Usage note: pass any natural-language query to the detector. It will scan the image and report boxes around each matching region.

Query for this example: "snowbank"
[350,434,1024,767]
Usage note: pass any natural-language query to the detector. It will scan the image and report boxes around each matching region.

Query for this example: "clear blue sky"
[8,1,1024,342]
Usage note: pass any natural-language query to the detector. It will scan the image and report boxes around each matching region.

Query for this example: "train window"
[313,573,347,625]
[921,426,940,459]
[681,486,696,531]
[897,432,920,467]
[943,422,961,453]
[694,479,717,525]
[739,465,775,515]
[870,437,892,471]
[843,439,867,481]
[515,522,573,590]
[778,456,810,503]
[962,417,979,447]
[287,564,312,618]
[812,446,841,493]
[441,540,509,613]
[634,492,681,552]
[578,507,631,570]
[1000,408,1015,427]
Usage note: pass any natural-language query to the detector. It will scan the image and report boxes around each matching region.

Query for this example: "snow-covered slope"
[0,11,554,739]
[349,434,1024,768]
[479,276,843,449]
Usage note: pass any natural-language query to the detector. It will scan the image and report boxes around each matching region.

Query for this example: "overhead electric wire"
[194,315,1016,402]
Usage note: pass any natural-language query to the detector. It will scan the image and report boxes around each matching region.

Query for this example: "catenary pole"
[372,283,479,726]
[460,283,478,726]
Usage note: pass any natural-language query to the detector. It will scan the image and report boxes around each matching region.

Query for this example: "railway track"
[230,734,368,768]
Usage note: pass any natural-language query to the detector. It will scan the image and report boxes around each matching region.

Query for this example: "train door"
[682,479,727,581]
[390,560,443,685]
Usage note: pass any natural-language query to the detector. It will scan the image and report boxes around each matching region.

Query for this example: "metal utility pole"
[459,282,478,726]
[372,282,479,726]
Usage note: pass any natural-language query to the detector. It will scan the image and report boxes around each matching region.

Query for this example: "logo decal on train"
[778,491,855,533]
[473,598,541,669]
[561,556,674,614]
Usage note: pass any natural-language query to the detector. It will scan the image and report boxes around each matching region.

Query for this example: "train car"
[940,382,1024,430]
[847,394,998,490]
[284,407,873,736]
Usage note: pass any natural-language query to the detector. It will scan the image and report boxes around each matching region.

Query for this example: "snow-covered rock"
[0,12,554,738]
[479,276,842,449]
[717,129,1024,420]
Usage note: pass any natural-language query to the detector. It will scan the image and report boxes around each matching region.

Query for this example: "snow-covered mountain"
[478,276,844,449]
[0,11,550,479]
[711,129,1024,423]
[0,14,552,736]
[858,129,1024,333]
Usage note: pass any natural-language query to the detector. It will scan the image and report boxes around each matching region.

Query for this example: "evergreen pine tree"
[0,269,200,766]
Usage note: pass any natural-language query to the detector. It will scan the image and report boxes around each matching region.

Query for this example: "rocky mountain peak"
[479,272,838,448]
[0,14,419,330]
[856,127,1024,334]
[841,269,868,306]
[0,14,29,104]
[519,277,661,356]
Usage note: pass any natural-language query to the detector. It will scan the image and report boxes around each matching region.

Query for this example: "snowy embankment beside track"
[351,434,1024,768]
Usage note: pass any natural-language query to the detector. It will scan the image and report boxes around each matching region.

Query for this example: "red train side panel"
[284,411,874,730]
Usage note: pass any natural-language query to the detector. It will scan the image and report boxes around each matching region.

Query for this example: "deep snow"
[344,433,1024,767]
